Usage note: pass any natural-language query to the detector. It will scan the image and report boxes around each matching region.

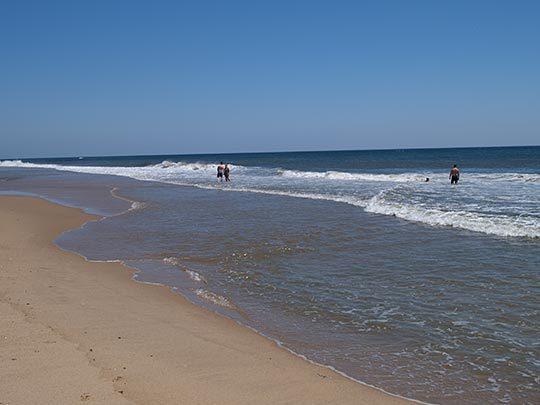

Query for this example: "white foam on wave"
[365,192,540,238]
[0,160,248,182]
[279,169,428,183]
[129,201,146,211]
[471,172,540,183]
[163,257,179,265]
[154,160,216,171]
[163,257,207,283]
[0,159,25,167]
[215,185,369,206]
[280,168,540,184]
[153,160,243,172]
[2,159,538,184]
[195,288,235,308]
[186,270,206,283]
[194,184,539,238]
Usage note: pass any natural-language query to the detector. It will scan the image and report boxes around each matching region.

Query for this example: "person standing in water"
[217,162,225,182]
[224,163,231,182]
[449,164,460,184]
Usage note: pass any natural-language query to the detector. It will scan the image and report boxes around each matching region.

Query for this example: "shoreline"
[0,195,413,404]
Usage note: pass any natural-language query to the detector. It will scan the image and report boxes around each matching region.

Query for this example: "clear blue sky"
[1,1,539,158]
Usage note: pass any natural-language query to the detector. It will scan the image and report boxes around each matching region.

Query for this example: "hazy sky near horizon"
[1,1,539,158]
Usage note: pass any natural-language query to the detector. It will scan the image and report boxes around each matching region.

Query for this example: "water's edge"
[0,191,430,404]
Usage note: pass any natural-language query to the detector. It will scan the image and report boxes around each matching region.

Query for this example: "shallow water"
[1,146,539,403]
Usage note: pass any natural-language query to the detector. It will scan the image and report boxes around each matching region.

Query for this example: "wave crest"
[278,169,427,183]
[365,193,539,238]
[153,160,241,172]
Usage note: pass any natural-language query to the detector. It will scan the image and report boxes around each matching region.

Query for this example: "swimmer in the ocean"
[224,164,231,182]
[449,164,460,184]
[217,162,225,182]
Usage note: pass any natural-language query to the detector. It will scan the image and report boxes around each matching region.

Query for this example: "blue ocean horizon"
[11,144,540,169]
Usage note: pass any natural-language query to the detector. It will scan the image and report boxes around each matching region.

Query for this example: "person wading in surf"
[224,164,231,182]
[449,164,460,184]
[217,162,225,182]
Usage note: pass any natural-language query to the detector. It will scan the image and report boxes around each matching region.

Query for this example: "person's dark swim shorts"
[451,175,459,184]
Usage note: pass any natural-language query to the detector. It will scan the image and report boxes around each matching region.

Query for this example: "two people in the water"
[217,162,231,182]
[215,161,459,185]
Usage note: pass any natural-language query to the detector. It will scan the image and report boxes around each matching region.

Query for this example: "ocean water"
[1,146,538,403]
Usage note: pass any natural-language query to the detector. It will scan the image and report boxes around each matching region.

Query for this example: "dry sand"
[0,196,412,404]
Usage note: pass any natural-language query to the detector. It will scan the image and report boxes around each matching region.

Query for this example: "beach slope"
[0,196,410,404]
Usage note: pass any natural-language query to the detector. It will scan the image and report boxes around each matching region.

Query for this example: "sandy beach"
[0,196,410,405]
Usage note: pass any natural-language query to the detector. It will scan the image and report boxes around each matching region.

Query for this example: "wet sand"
[0,196,412,404]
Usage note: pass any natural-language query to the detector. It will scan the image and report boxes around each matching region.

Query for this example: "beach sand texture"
[0,196,410,405]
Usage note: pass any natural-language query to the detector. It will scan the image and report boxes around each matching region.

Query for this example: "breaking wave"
[365,192,539,238]
[278,169,428,182]
[152,160,239,171]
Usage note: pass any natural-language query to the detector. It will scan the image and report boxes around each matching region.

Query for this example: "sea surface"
[1,146,539,403]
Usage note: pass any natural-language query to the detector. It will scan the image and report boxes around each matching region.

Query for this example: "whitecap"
[364,192,540,238]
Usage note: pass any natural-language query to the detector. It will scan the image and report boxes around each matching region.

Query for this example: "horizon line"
[3,143,539,161]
